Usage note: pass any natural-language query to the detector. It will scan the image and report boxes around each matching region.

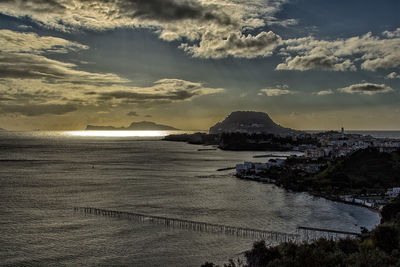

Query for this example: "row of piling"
[296,226,361,242]
[74,207,361,243]
[74,207,299,242]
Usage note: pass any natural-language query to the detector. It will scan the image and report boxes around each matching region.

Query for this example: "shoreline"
[307,191,382,216]
[236,174,382,219]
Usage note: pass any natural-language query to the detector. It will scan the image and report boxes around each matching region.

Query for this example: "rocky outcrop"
[209,111,300,135]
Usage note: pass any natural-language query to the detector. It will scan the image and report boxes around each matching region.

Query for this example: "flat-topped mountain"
[209,111,299,135]
[0,128,6,131]
[86,121,179,131]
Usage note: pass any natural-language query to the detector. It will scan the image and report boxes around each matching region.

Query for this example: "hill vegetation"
[218,132,316,151]
[265,148,400,195]
[308,148,400,193]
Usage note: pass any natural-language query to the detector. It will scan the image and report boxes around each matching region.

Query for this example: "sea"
[1,130,396,266]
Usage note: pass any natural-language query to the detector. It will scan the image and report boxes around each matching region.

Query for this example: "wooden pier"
[297,226,361,241]
[74,207,362,243]
[74,207,299,242]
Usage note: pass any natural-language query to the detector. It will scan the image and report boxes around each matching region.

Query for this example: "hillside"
[256,148,400,194]
[209,111,300,135]
[304,148,400,193]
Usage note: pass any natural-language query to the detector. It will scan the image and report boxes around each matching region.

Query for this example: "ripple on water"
[0,132,380,266]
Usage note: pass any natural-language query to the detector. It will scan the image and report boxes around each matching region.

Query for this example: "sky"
[0,0,399,131]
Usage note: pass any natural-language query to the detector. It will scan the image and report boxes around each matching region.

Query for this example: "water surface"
[0,131,380,266]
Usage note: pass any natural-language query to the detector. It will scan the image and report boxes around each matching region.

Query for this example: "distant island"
[0,128,6,131]
[86,121,179,131]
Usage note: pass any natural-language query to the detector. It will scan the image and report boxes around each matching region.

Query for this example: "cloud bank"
[1,0,400,68]
[0,30,225,116]
[0,29,127,84]
[277,32,400,72]
[0,0,290,59]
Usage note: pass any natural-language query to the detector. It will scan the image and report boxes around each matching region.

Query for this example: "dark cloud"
[0,52,71,80]
[0,96,14,101]
[2,0,233,25]
[111,0,233,26]
[97,90,197,103]
[0,103,77,116]
[338,83,394,95]
[352,84,386,92]
[0,0,290,59]
[127,111,139,116]
[0,52,127,84]
[0,89,61,103]
[84,91,98,95]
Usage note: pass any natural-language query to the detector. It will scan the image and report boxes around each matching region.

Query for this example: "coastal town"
[164,111,400,213]
[235,128,400,210]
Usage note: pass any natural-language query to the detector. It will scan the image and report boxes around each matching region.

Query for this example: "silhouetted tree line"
[218,133,318,151]
[165,132,318,151]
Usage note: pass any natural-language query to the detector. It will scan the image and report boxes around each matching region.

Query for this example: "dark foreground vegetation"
[218,133,316,151]
[202,198,400,267]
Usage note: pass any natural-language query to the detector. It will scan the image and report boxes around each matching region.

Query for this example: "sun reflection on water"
[64,130,170,137]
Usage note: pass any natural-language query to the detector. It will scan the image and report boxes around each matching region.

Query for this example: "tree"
[371,225,400,253]
[245,240,280,267]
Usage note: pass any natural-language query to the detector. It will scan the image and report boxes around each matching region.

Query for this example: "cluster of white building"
[339,195,383,209]
[234,130,400,210]
[235,156,325,180]
[339,188,400,210]
[235,129,400,185]
[236,159,285,176]
[300,129,400,160]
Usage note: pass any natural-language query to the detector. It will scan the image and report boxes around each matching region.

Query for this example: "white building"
[304,149,325,159]
[254,163,270,174]
[387,187,400,198]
